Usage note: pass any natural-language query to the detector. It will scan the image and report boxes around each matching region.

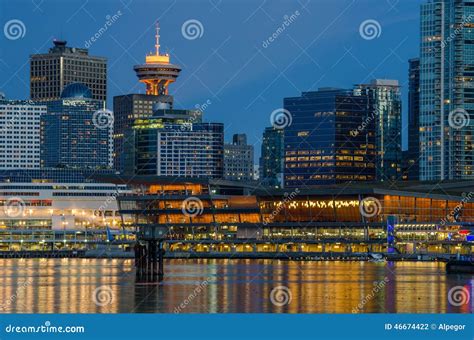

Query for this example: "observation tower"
[133,22,181,96]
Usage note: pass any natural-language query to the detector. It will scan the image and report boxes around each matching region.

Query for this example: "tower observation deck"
[133,23,181,96]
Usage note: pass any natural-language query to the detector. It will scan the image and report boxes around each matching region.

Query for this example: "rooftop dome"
[60,83,92,99]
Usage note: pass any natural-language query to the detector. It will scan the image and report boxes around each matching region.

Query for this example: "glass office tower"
[354,79,402,182]
[41,83,113,169]
[259,127,284,187]
[125,109,224,178]
[420,0,474,180]
[283,88,376,187]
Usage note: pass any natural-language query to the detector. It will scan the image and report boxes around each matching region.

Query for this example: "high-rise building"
[30,40,107,102]
[113,94,173,172]
[224,134,254,181]
[353,79,402,181]
[124,109,224,178]
[114,23,179,172]
[259,127,284,186]
[41,83,113,169]
[407,58,421,180]
[284,88,376,187]
[420,0,474,180]
[0,98,45,169]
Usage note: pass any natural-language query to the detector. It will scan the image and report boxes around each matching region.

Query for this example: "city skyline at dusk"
[1,0,423,153]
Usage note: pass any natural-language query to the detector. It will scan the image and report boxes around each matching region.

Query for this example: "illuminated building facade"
[353,79,402,181]
[30,40,107,102]
[283,88,376,187]
[114,177,473,256]
[113,94,170,172]
[260,127,284,187]
[0,98,45,169]
[420,0,474,180]
[224,134,254,181]
[0,182,132,252]
[41,83,113,169]
[124,109,224,178]
[133,23,181,96]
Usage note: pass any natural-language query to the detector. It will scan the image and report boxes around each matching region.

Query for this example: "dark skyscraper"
[283,88,376,187]
[30,40,107,102]
[259,127,284,186]
[353,79,402,182]
[407,58,420,180]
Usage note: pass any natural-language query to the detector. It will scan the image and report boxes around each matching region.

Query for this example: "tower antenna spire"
[155,21,160,55]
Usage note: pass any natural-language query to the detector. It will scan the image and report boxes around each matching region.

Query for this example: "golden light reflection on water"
[0,259,471,313]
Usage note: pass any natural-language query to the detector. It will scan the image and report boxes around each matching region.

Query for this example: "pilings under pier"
[134,241,165,282]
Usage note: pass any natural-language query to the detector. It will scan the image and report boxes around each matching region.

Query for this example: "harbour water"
[0,258,471,313]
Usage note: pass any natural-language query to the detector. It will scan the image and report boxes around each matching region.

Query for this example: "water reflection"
[0,258,471,313]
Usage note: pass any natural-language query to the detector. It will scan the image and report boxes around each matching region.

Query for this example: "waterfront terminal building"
[110,176,473,257]
[0,172,473,257]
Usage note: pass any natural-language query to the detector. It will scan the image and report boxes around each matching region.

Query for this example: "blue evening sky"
[0,0,423,158]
